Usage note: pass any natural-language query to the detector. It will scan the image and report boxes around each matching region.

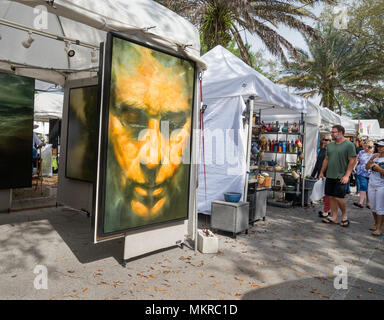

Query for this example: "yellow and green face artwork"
[102,36,195,234]
[66,85,99,183]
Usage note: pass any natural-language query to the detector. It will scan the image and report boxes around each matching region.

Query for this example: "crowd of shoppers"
[313,125,384,236]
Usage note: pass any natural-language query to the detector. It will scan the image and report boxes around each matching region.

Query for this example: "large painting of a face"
[100,36,195,234]
[0,73,34,189]
[66,86,99,182]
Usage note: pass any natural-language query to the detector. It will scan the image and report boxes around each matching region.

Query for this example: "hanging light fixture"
[22,31,34,48]
[64,40,75,57]
[91,48,98,63]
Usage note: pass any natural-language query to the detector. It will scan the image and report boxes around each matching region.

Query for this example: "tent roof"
[201,45,308,113]
[354,119,381,137]
[34,92,63,121]
[317,107,357,134]
[0,0,204,85]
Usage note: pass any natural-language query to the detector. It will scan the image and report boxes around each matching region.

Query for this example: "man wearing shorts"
[319,125,356,227]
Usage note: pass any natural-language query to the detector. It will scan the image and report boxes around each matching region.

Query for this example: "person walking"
[365,140,384,236]
[311,135,331,218]
[353,138,363,194]
[319,125,357,227]
[353,140,374,209]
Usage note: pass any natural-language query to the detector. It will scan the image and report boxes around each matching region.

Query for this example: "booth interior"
[0,0,208,262]
[9,88,64,207]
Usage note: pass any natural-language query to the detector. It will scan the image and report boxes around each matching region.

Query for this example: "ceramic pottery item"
[274,121,280,132]
[291,122,299,132]
[261,121,267,133]
[251,142,258,155]
[282,122,289,133]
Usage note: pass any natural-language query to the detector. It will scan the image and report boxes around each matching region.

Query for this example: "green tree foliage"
[347,0,384,63]
[155,0,334,66]
[277,22,384,114]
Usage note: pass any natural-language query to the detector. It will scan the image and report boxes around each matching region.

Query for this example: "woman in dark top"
[311,136,331,217]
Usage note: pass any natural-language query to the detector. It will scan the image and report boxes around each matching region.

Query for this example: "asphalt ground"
[0,190,383,300]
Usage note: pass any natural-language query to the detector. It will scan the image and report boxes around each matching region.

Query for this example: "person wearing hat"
[353,140,374,209]
[365,140,384,236]
[311,135,332,218]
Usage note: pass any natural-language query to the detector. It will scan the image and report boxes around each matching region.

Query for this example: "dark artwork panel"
[49,119,61,149]
[98,34,195,236]
[0,73,34,189]
[66,86,99,183]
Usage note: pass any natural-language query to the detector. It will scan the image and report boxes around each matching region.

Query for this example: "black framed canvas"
[65,85,100,183]
[0,72,34,189]
[96,33,196,237]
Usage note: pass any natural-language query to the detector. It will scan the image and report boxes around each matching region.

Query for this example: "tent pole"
[244,96,255,201]
[302,113,306,207]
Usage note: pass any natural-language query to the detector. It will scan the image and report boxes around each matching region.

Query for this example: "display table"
[211,200,249,239]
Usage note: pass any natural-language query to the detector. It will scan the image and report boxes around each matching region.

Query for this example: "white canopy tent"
[355,119,382,138]
[318,106,357,135]
[0,0,205,85]
[34,91,63,121]
[198,46,319,214]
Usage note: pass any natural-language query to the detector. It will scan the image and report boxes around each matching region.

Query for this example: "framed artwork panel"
[65,85,100,183]
[0,72,34,189]
[96,33,196,237]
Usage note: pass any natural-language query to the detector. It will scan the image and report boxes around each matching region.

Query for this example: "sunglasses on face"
[323,139,330,141]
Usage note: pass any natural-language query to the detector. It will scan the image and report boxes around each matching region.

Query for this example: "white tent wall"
[355,119,381,137]
[34,92,63,121]
[197,96,248,214]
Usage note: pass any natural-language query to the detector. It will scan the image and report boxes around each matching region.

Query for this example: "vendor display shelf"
[253,132,304,137]
[270,190,300,194]
[262,151,299,155]
[247,109,306,207]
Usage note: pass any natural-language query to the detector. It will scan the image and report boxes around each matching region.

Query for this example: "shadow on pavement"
[0,206,124,272]
[241,276,384,300]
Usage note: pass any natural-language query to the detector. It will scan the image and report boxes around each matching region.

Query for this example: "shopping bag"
[310,178,325,201]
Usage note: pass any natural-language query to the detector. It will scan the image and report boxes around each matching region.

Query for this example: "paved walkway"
[0,192,383,300]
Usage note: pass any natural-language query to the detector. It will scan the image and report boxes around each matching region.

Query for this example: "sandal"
[369,226,376,231]
[353,202,363,208]
[340,219,350,227]
[322,217,338,224]
[318,211,330,218]
[366,205,370,209]
[371,232,382,237]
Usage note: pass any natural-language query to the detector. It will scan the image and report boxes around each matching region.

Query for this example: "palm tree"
[155,0,333,66]
[277,23,384,114]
